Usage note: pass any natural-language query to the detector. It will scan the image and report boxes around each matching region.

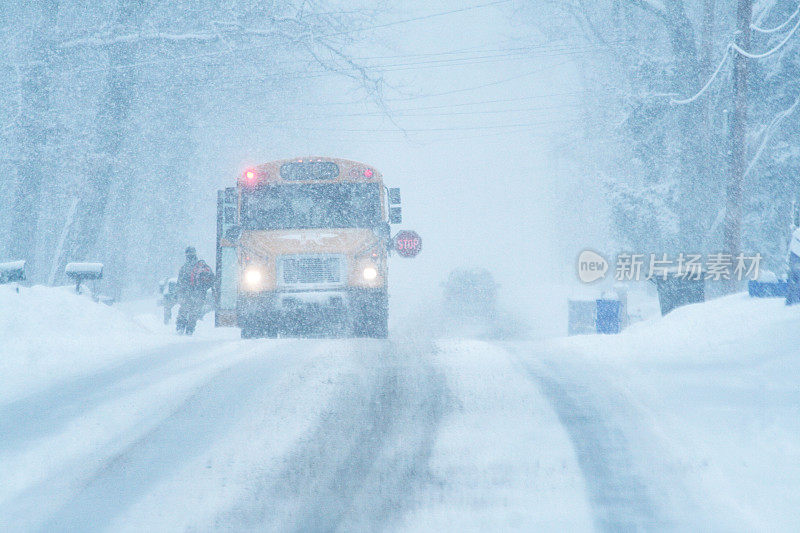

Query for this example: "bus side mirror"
[375,222,391,240]
[388,188,401,205]
[389,207,402,224]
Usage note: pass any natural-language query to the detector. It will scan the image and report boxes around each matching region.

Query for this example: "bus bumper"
[237,288,387,336]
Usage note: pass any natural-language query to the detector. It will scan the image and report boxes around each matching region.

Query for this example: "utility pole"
[723,0,752,293]
[701,0,716,238]
[701,0,716,76]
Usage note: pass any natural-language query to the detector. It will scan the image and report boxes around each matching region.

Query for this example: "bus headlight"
[362,266,378,281]
[243,267,263,290]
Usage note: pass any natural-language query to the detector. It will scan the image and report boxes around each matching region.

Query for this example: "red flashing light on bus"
[364,168,374,178]
[240,168,260,187]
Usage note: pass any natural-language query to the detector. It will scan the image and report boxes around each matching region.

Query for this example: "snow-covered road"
[3,287,800,531]
[1,333,597,531]
[509,346,702,531]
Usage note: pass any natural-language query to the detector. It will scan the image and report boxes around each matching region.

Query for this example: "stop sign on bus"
[394,230,422,258]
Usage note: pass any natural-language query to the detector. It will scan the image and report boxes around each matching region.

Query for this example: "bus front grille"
[278,255,344,287]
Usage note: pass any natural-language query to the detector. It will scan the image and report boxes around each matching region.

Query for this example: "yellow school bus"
[215,157,408,338]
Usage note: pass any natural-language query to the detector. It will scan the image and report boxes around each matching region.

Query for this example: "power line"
[196,55,575,105]
[388,60,574,101]
[354,45,601,69]
[6,2,515,76]
[194,47,599,86]
[288,131,579,144]
[218,102,584,124]
[672,7,800,105]
[253,117,584,132]
[215,119,587,146]
[60,38,609,77]
[198,91,585,119]
[384,91,585,109]
[331,102,583,119]
[321,38,574,61]
[317,0,512,38]
[751,3,800,34]
[347,40,616,65]
[733,12,800,58]
[295,90,586,108]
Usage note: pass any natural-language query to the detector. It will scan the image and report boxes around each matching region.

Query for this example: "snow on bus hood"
[238,228,381,256]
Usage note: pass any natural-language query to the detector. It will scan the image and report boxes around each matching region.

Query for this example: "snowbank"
[555,293,800,363]
[538,293,800,529]
[0,285,170,404]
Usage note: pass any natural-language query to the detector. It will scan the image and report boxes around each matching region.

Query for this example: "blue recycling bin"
[596,299,621,334]
[748,280,788,298]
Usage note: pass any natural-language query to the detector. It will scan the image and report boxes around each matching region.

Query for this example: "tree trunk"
[62,0,150,292]
[660,2,705,251]
[701,0,716,77]
[699,0,717,242]
[8,1,59,280]
[723,0,752,292]
[65,42,136,263]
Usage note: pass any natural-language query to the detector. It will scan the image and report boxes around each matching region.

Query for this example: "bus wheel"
[369,316,388,338]
[354,310,388,338]
[241,323,258,339]
[241,321,278,339]
[263,323,278,338]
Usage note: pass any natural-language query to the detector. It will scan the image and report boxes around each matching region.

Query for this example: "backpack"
[190,260,214,291]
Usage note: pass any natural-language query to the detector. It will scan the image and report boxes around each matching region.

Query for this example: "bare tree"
[6,0,390,294]
[8,1,60,278]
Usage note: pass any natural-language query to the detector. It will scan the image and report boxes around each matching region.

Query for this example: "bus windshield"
[241,182,382,230]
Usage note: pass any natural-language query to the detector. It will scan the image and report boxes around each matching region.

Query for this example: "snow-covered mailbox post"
[0,260,26,285]
[65,262,103,298]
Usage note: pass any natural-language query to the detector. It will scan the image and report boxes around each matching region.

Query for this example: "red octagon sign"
[394,231,422,258]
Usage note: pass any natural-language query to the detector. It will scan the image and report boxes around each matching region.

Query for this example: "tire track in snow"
[0,340,231,453]
[24,341,301,532]
[510,350,673,531]
[218,341,449,532]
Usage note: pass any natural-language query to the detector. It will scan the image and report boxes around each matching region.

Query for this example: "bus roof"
[242,157,383,186]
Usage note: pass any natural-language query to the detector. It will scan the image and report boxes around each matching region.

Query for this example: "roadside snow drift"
[528,293,800,530]
[0,285,168,404]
